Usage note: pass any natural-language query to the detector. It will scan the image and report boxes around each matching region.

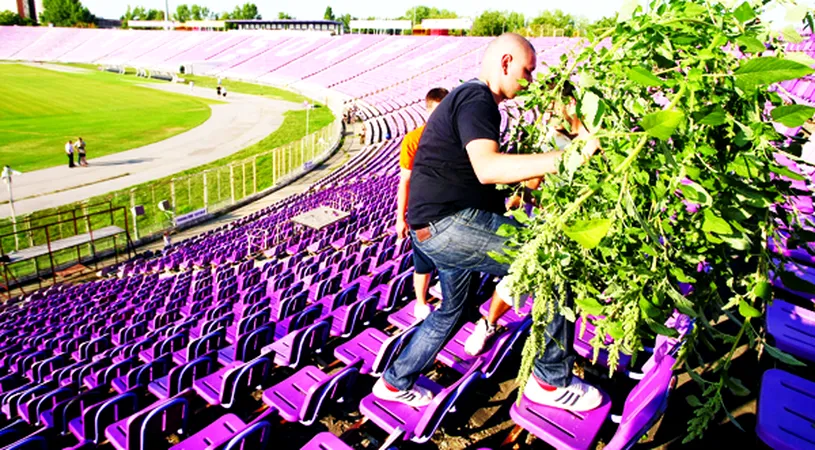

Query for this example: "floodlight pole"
[2,166,19,251]
[303,101,310,165]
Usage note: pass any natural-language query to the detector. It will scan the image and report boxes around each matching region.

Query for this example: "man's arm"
[467,131,599,185]
[396,168,411,239]
[467,139,564,184]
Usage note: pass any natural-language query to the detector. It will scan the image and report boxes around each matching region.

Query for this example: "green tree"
[174,4,191,22]
[145,8,164,20]
[585,14,617,35]
[529,9,578,36]
[231,3,260,20]
[278,12,292,20]
[0,10,32,25]
[470,10,523,36]
[401,6,457,25]
[40,0,95,27]
[323,6,335,21]
[190,4,211,20]
[338,13,352,32]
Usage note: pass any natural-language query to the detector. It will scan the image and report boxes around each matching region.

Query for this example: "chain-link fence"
[129,120,342,238]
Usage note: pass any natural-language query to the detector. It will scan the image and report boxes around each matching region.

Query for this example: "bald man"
[373,33,602,411]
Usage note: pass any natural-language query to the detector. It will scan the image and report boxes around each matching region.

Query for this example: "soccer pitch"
[0,64,216,172]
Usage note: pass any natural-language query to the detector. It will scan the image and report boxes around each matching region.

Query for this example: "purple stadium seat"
[194,356,272,407]
[168,413,248,450]
[264,320,330,368]
[756,369,815,450]
[360,359,484,446]
[509,356,676,450]
[105,391,193,450]
[437,319,531,378]
[478,297,533,327]
[300,432,353,450]
[573,315,634,372]
[70,391,140,445]
[766,299,815,363]
[148,355,216,400]
[262,359,362,425]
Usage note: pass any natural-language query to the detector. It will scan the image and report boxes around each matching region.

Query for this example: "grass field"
[0,67,337,282]
[0,64,217,172]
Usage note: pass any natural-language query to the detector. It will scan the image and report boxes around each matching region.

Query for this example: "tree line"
[1,0,615,36]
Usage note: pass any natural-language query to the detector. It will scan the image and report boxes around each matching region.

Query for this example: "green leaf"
[686,395,703,407]
[562,218,613,249]
[771,105,815,127]
[666,284,697,316]
[575,297,605,316]
[738,299,761,318]
[641,110,684,140]
[580,91,604,128]
[734,57,815,91]
[785,52,815,68]
[698,107,727,126]
[781,25,804,44]
[778,271,815,294]
[639,294,662,319]
[769,163,806,181]
[683,4,706,17]
[510,209,531,225]
[627,66,663,87]
[496,224,518,237]
[646,318,680,338]
[723,406,745,432]
[487,251,512,265]
[753,280,771,301]
[726,377,751,397]
[561,305,576,322]
[702,209,733,235]
[735,35,766,54]
[607,321,624,340]
[764,343,807,366]
[733,2,756,23]
[679,180,712,207]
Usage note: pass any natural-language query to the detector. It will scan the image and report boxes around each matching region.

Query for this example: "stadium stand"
[0,26,813,449]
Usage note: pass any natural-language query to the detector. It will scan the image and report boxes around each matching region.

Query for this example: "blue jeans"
[382,208,574,390]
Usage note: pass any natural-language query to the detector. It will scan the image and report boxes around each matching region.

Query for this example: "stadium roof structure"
[349,19,413,31]
[226,19,344,33]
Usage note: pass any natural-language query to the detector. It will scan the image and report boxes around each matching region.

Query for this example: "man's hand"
[396,216,409,240]
[577,124,601,162]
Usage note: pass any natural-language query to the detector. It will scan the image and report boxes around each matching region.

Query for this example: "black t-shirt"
[407,79,504,226]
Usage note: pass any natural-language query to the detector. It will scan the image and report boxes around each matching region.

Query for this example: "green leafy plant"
[500,0,815,440]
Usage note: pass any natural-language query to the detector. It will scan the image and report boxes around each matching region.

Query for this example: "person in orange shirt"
[396,87,449,321]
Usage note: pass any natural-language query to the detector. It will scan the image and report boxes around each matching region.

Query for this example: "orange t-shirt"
[399,125,425,170]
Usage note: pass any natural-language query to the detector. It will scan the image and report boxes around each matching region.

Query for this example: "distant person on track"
[76,137,88,167]
[396,87,449,321]
[222,87,228,98]
[372,33,603,412]
[216,85,222,96]
[65,140,75,168]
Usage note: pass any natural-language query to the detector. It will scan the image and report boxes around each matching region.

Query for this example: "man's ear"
[501,54,512,75]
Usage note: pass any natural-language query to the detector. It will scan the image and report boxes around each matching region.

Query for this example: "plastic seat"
[168,413,247,450]
[437,319,531,378]
[359,360,484,445]
[478,297,533,326]
[766,298,815,363]
[264,320,330,368]
[756,369,815,450]
[263,359,361,425]
[194,357,272,407]
[300,432,353,450]
[105,390,194,450]
[509,356,675,450]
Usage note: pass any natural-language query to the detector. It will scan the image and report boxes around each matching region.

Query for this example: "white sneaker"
[464,318,497,356]
[372,378,434,407]
[413,301,432,321]
[523,376,603,412]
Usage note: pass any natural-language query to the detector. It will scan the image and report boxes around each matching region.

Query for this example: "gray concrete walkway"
[2,83,298,218]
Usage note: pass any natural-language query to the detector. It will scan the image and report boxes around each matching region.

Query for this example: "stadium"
[0,0,813,449]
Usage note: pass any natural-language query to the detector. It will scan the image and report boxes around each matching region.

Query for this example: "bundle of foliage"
[499,0,815,440]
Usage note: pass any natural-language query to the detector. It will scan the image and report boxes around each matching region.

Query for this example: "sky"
[79,0,627,21]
